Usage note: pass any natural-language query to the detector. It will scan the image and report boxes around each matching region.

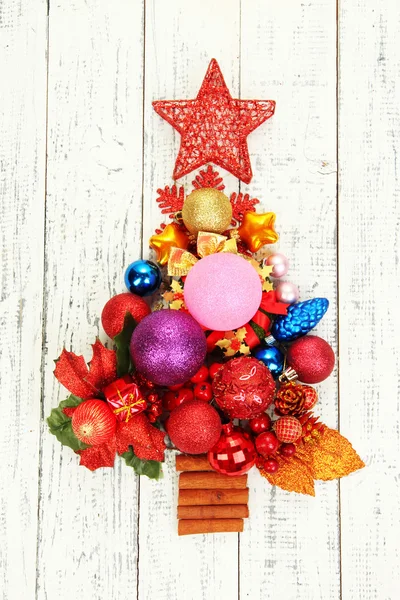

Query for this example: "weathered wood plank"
[138,1,241,598]
[239,2,340,599]
[37,2,144,599]
[338,2,400,598]
[0,1,47,598]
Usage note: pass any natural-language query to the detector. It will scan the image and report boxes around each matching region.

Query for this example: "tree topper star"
[153,59,275,184]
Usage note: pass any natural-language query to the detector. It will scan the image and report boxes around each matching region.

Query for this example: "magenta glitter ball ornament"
[184,253,262,331]
[264,253,289,278]
[208,423,256,476]
[130,310,207,386]
[275,281,299,304]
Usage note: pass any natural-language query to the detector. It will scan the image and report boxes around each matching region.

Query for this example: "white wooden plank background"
[0,0,399,599]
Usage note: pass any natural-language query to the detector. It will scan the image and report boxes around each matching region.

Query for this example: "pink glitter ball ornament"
[184,253,262,331]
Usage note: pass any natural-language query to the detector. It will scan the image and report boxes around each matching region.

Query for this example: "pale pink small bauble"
[184,253,262,331]
[275,281,299,304]
[264,253,289,278]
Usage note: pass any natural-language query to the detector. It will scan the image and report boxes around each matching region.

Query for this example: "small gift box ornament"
[103,375,147,422]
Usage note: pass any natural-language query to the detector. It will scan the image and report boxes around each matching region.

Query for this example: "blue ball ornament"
[124,260,162,297]
[271,297,329,343]
[253,345,284,378]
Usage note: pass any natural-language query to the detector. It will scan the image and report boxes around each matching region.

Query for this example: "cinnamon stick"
[177,504,249,520]
[179,471,247,489]
[176,454,213,472]
[178,519,244,536]
[178,488,249,506]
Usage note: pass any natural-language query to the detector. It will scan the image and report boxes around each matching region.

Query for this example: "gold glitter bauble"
[182,188,232,234]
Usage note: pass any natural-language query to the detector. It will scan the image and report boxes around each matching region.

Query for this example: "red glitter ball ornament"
[72,400,117,446]
[287,335,335,384]
[168,399,222,454]
[101,293,150,339]
[212,356,275,420]
[208,423,256,476]
[153,59,275,184]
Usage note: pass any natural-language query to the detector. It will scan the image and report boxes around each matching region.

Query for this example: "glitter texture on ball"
[184,253,262,331]
[101,293,150,339]
[181,188,232,234]
[130,310,207,386]
[168,399,222,454]
[287,335,335,384]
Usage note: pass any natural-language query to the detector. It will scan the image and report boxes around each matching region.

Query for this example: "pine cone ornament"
[271,298,329,342]
[275,382,306,417]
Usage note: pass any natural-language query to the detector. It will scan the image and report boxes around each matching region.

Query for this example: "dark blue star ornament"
[271,298,329,343]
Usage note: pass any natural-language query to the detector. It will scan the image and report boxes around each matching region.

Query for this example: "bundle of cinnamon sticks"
[176,455,249,535]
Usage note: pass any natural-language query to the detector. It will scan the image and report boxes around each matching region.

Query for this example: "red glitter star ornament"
[153,59,276,184]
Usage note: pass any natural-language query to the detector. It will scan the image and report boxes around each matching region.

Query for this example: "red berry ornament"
[263,458,279,474]
[208,423,256,476]
[275,416,302,443]
[190,365,209,383]
[255,431,279,457]
[209,362,223,379]
[280,443,296,457]
[287,335,335,384]
[168,399,222,454]
[212,356,275,419]
[194,382,213,401]
[163,388,194,411]
[302,385,319,410]
[72,400,117,446]
[249,413,271,434]
[101,293,150,339]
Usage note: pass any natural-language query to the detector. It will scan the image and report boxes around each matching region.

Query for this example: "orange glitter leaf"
[308,428,365,481]
[259,455,315,496]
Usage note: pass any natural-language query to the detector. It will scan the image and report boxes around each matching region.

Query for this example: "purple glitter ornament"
[130,309,207,386]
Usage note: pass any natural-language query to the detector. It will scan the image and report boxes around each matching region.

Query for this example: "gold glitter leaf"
[260,456,315,496]
[309,428,365,481]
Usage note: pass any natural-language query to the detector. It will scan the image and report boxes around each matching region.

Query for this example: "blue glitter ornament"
[124,260,162,297]
[253,345,284,378]
[271,298,329,343]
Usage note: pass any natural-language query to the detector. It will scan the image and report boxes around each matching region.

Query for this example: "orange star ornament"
[153,59,275,184]
[238,211,279,253]
[149,223,189,266]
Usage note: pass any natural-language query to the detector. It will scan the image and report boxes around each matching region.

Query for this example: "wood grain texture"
[338,2,400,598]
[0,1,47,598]
[239,2,341,599]
[36,2,144,599]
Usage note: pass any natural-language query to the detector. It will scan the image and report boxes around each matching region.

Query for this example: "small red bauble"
[193,382,213,401]
[263,458,279,473]
[168,399,222,454]
[208,423,256,476]
[249,413,272,434]
[190,365,209,383]
[101,293,150,339]
[287,335,335,384]
[212,356,275,419]
[302,385,319,410]
[280,443,296,457]
[209,362,223,379]
[255,431,279,457]
[72,400,117,446]
[275,416,302,443]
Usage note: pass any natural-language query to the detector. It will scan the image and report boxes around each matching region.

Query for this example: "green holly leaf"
[47,394,89,451]
[114,312,138,377]
[122,446,163,480]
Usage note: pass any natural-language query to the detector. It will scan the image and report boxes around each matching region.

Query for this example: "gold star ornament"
[149,223,189,266]
[238,211,279,253]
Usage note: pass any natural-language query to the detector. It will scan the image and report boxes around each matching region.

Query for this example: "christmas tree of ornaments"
[48,59,364,533]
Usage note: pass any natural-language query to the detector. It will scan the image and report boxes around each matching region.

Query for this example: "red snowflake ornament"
[153,59,275,184]
[192,165,225,191]
[230,192,260,226]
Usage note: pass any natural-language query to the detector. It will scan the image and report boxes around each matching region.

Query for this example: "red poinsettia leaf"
[192,165,225,191]
[77,435,117,471]
[116,413,166,462]
[62,406,77,418]
[54,349,97,399]
[85,339,117,391]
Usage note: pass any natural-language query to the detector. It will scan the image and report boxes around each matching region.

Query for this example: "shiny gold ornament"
[149,223,189,266]
[238,211,279,252]
[181,188,232,234]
